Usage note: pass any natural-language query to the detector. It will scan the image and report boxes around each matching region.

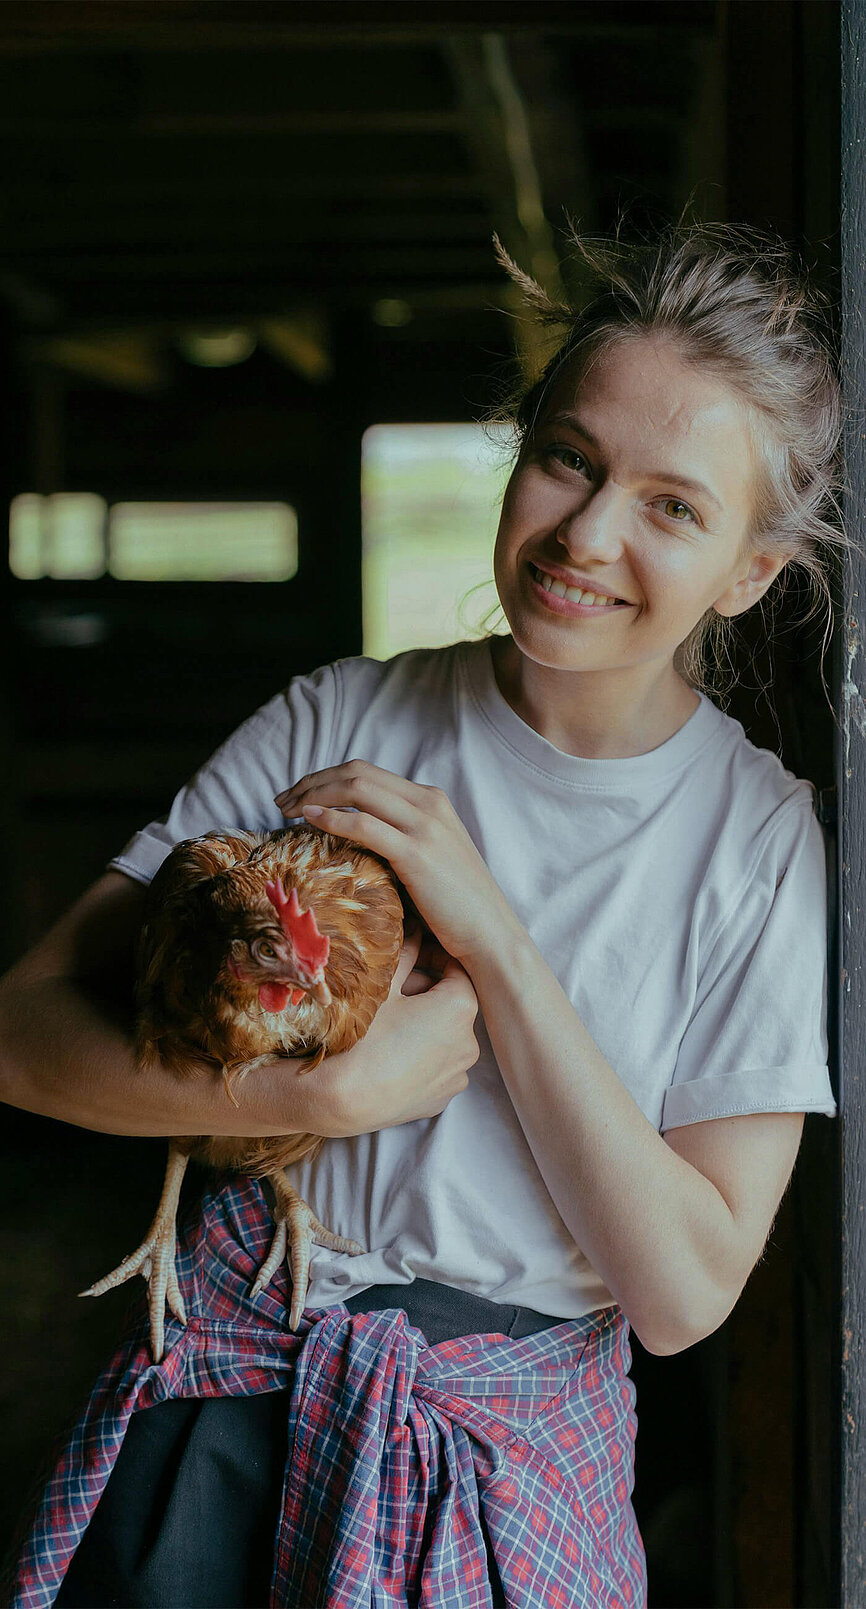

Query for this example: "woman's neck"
[490,635,701,760]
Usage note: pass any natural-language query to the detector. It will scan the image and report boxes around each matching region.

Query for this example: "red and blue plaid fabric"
[8,1178,647,1608]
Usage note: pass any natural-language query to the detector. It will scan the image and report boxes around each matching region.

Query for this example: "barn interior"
[0,4,842,1605]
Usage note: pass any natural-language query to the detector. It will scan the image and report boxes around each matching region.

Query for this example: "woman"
[1,218,845,1608]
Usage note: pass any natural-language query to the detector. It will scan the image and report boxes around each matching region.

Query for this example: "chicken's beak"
[306,975,332,1007]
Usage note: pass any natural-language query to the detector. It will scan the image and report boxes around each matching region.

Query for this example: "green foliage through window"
[361,423,512,659]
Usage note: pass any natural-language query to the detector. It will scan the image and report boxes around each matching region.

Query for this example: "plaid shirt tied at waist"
[8,1179,648,1609]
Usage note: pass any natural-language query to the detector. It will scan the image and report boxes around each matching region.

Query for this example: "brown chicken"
[80,824,406,1360]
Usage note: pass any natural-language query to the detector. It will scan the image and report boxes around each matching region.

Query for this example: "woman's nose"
[556,481,626,558]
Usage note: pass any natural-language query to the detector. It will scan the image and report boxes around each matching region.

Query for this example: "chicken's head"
[225,880,331,1014]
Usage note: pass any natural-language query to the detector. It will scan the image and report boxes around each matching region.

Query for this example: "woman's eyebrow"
[542,411,724,514]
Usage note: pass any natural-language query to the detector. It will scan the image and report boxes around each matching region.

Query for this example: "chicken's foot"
[252,1172,363,1329]
[79,1142,189,1363]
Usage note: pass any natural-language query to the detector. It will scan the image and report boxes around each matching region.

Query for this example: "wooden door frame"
[839,0,865,1601]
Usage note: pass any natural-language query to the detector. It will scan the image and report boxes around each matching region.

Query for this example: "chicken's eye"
[258,942,276,960]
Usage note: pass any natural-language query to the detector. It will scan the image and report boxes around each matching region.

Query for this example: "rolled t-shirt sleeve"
[661,799,837,1131]
[109,660,342,886]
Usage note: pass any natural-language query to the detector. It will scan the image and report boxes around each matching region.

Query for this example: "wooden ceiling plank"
[27,332,169,393]
[5,212,491,257]
[8,243,502,281]
[10,279,513,345]
[0,3,655,55]
[28,271,513,323]
[0,110,463,138]
[0,173,483,204]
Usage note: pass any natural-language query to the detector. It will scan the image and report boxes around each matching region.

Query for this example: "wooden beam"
[0,110,463,138]
[12,275,513,326]
[8,281,512,335]
[0,2,707,54]
[6,243,500,283]
[27,333,169,393]
[839,1,866,1604]
[258,314,332,384]
[2,208,491,255]
[0,175,484,208]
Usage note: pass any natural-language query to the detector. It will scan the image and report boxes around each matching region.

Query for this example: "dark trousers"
[56,1280,564,1608]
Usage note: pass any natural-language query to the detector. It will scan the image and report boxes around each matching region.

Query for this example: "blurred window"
[9,496,298,582]
[361,423,513,659]
[9,493,107,580]
[110,503,297,582]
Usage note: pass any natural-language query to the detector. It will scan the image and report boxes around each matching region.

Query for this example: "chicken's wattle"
[258,982,306,1012]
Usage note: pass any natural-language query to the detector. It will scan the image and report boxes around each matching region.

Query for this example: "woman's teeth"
[530,563,621,606]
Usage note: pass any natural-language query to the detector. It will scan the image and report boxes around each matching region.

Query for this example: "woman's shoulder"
[701,695,817,811]
[326,637,469,697]
[695,696,822,884]
[304,637,473,733]
[234,640,469,753]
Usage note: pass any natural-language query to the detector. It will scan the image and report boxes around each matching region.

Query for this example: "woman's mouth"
[527,562,631,617]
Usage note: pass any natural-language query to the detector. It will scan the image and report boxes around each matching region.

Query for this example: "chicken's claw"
[79,1145,189,1363]
[251,1175,363,1330]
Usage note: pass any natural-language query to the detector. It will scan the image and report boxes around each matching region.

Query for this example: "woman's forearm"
[0,969,343,1139]
[464,916,744,1356]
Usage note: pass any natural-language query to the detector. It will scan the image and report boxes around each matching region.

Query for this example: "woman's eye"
[547,445,588,474]
[538,447,698,523]
[659,497,697,524]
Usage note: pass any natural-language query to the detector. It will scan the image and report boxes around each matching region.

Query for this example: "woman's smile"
[527,560,633,616]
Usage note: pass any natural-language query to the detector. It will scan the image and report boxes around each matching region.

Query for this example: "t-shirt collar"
[460,635,722,790]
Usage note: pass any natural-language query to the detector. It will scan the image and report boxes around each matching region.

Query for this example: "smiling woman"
[490,336,785,756]
[0,218,848,1609]
[488,221,847,701]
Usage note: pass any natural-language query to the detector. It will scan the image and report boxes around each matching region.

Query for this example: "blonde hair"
[475,215,853,704]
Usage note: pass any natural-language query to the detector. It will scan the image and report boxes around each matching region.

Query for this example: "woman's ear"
[712,547,793,619]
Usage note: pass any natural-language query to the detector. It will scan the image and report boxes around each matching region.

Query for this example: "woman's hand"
[318,924,481,1138]
[275,761,516,965]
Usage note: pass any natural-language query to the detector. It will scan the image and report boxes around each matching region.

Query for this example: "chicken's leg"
[79,1142,189,1363]
[252,1173,363,1329]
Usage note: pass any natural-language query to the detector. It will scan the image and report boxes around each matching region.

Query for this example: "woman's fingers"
[392,924,423,990]
[276,761,433,833]
[274,760,509,968]
[294,805,410,869]
[398,923,423,962]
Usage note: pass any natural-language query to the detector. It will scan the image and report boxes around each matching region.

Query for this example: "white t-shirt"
[110,636,837,1319]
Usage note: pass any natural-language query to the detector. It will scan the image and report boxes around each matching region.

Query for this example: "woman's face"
[493,335,785,681]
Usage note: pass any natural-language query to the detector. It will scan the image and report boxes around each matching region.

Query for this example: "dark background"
[0,4,843,1604]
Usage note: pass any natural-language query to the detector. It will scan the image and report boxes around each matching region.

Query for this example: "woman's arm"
[0,871,349,1138]
[464,912,804,1358]
[0,871,477,1139]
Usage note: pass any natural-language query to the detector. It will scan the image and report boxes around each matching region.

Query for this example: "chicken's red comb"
[265,881,330,969]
